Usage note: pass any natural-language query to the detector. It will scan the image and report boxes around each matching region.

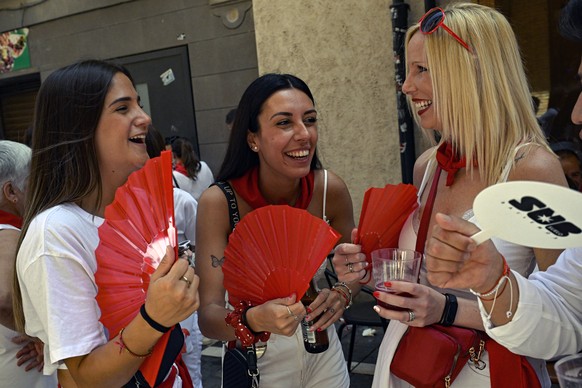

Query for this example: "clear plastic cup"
[371,248,422,310]
[555,353,582,387]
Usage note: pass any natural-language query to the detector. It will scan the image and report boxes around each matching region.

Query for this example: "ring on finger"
[347,263,354,273]
[407,310,415,323]
[180,275,191,287]
[286,306,299,321]
[360,268,368,281]
[329,307,335,314]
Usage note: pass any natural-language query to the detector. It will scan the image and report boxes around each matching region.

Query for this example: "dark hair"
[225,108,237,125]
[146,125,166,158]
[171,137,201,180]
[217,73,322,181]
[14,59,132,332]
[25,60,132,225]
[560,0,582,42]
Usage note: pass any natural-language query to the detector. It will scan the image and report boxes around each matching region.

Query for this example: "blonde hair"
[405,3,549,185]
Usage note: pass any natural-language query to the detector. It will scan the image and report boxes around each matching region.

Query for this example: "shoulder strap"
[212,181,240,231]
[172,173,180,189]
[415,166,442,255]
[414,166,441,283]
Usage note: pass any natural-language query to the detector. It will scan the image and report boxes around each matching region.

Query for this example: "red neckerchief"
[0,209,22,229]
[174,162,188,177]
[435,142,467,187]
[230,166,315,210]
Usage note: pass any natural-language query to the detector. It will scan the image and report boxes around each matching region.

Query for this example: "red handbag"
[391,324,484,388]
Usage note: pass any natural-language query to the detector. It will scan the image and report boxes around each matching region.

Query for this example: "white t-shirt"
[172,161,214,201]
[17,203,106,376]
[174,188,197,245]
[0,222,57,387]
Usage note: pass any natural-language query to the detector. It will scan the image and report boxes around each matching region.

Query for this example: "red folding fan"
[223,205,341,307]
[355,183,418,264]
[95,150,176,387]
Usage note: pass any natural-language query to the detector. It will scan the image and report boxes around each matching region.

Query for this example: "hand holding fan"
[95,150,176,387]
[223,205,341,307]
[471,181,582,248]
[355,183,418,263]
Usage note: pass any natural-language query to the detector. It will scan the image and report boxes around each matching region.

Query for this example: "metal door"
[114,46,199,155]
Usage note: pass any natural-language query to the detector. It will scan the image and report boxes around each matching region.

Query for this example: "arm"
[195,186,302,341]
[0,229,45,372]
[509,145,569,270]
[308,170,358,330]
[425,214,582,358]
[23,245,198,387]
[0,229,19,330]
[373,148,486,329]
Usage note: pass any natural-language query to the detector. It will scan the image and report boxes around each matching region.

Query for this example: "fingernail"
[316,328,322,332]
[373,305,381,313]
[441,213,451,221]
[306,307,312,314]
[384,281,392,287]
[373,291,380,298]
[305,315,310,321]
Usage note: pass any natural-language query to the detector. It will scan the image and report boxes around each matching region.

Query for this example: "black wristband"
[241,307,261,336]
[439,293,458,327]
[140,304,171,333]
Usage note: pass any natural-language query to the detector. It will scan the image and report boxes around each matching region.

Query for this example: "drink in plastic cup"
[371,248,422,311]
[555,353,582,387]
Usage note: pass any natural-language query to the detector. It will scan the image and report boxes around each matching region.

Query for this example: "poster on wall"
[0,28,31,74]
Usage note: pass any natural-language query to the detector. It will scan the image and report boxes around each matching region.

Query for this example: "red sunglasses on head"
[419,7,472,53]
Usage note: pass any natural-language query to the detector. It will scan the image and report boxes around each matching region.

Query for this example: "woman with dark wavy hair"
[196,73,355,387]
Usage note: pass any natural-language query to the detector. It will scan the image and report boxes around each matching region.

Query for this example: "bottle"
[300,279,329,353]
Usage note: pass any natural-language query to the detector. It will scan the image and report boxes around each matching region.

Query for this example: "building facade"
[0,0,577,219]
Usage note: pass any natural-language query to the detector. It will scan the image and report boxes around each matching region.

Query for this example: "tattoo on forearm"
[211,255,225,267]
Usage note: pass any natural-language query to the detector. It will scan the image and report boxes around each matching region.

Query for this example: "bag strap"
[414,165,442,283]
[212,181,240,231]
[172,173,180,189]
[415,165,441,255]
[216,181,259,386]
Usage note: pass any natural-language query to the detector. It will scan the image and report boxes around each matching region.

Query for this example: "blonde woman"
[333,3,567,387]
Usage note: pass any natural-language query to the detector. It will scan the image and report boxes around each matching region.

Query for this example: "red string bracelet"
[225,300,270,347]
[470,255,510,299]
[115,327,152,358]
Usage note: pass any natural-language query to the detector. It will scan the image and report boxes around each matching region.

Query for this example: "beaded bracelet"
[116,327,152,358]
[469,255,510,298]
[225,301,271,347]
[332,282,353,309]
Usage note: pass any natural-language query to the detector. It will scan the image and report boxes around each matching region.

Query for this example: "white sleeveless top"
[372,144,550,388]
